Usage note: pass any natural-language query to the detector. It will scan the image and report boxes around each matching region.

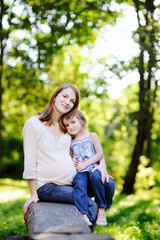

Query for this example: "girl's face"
[54,88,76,116]
[63,116,82,136]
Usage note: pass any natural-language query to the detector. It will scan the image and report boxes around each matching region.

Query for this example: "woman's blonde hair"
[39,84,80,128]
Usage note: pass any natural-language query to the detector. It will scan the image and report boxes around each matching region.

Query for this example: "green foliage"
[0,179,160,239]
[2,135,24,178]
[2,0,120,110]
[3,0,120,67]
[135,156,158,191]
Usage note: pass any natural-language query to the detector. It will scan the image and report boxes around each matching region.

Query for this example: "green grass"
[0,179,160,240]
[0,178,29,240]
[95,188,160,240]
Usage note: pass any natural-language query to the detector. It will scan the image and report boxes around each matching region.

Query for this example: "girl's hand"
[23,195,39,216]
[91,165,114,183]
[72,156,79,167]
[76,162,86,171]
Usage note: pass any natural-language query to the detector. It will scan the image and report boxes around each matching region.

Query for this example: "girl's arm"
[23,179,39,215]
[76,133,103,171]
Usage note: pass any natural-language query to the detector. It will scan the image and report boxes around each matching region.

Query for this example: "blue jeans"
[73,170,115,216]
[89,170,115,209]
[73,172,89,215]
[37,183,98,225]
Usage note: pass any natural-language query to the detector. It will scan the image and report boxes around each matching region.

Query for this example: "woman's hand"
[91,165,114,183]
[23,195,39,216]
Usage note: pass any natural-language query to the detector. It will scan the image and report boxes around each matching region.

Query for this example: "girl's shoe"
[96,213,107,227]
[83,214,92,226]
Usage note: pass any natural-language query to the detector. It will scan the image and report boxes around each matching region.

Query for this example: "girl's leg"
[89,170,107,209]
[89,170,115,209]
[89,170,115,226]
[73,172,89,215]
[104,178,115,209]
[87,197,98,229]
[97,177,115,226]
[89,170,107,226]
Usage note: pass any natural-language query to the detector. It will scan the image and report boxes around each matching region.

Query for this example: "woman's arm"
[23,119,38,179]
[22,118,39,215]
[76,133,103,171]
[23,179,39,215]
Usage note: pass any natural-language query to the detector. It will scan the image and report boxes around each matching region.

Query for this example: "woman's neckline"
[36,116,67,138]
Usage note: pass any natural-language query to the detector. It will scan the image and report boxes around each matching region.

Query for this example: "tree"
[122,0,160,194]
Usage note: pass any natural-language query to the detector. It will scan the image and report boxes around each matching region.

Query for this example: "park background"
[0,0,160,239]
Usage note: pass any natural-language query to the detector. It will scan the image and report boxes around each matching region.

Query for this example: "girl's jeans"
[73,170,115,217]
[37,183,98,225]
[89,170,115,209]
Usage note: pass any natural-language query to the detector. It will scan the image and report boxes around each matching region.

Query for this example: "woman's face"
[54,88,76,116]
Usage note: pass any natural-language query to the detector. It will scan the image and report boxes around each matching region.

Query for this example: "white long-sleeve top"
[22,116,76,190]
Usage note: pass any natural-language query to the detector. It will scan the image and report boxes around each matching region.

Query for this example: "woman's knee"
[38,184,74,203]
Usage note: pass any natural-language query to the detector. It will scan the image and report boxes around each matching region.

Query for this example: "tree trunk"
[122,113,146,194]
[122,0,157,194]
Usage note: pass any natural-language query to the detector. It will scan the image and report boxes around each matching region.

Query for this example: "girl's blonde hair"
[62,109,88,133]
[39,84,80,129]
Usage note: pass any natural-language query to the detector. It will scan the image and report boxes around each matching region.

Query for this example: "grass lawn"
[0,178,160,240]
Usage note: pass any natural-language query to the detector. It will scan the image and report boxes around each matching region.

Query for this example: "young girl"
[63,109,114,227]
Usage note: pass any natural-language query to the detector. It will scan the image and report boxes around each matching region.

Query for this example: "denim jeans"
[89,170,115,209]
[73,170,115,217]
[37,183,98,225]
[73,172,89,215]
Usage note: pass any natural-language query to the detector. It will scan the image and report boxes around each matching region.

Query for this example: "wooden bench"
[6,202,114,240]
